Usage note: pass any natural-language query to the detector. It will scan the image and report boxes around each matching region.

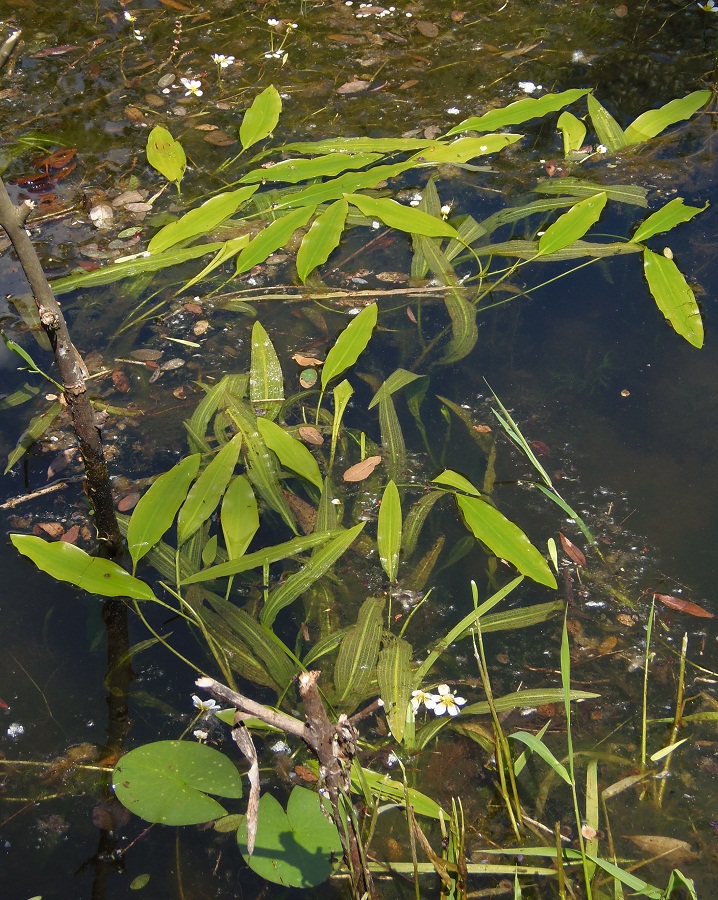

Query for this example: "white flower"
[440,203,452,218]
[124,10,137,22]
[267,17,279,26]
[518,81,541,94]
[596,144,608,154]
[411,689,439,712]
[699,0,718,11]
[432,684,466,717]
[446,107,461,115]
[212,53,235,68]
[193,729,209,742]
[181,78,203,97]
[192,694,219,712]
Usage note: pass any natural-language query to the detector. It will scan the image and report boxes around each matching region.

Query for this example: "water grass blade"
[643,248,703,348]
[181,235,250,293]
[587,94,628,151]
[296,198,348,283]
[329,379,353,469]
[534,177,648,206]
[256,417,323,490]
[350,761,445,819]
[334,596,384,706]
[177,434,242,545]
[250,320,284,419]
[377,636,413,743]
[5,401,62,473]
[377,480,402,583]
[377,392,406,481]
[240,153,381,184]
[624,89,711,144]
[239,84,282,151]
[402,490,444,557]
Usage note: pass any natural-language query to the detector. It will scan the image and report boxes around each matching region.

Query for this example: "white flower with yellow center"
[433,684,466,717]
[411,689,438,712]
[192,694,219,713]
[181,78,203,97]
[212,54,235,68]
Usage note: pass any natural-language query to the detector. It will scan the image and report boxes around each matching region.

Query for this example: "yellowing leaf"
[239,85,282,151]
[146,126,186,189]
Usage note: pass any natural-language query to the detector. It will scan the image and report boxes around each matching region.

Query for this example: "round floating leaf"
[237,786,342,888]
[113,741,243,826]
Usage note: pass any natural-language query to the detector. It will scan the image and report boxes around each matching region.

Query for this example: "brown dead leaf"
[415,20,439,38]
[529,439,551,457]
[559,533,586,567]
[473,424,492,434]
[130,349,163,362]
[184,303,203,314]
[118,492,141,512]
[614,4,629,17]
[194,123,219,131]
[336,79,371,94]
[292,353,324,367]
[193,319,210,336]
[451,10,466,21]
[47,448,77,480]
[298,426,324,446]
[653,593,715,619]
[343,455,382,482]
[157,0,193,9]
[294,765,318,783]
[34,522,65,539]
[597,635,618,655]
[399,80,419,90]
[173,386,189,399]
[204,130,237,147]
[328,33,366,44]
[282,490,317,535]
[61,525,80,544]
[623,835,698,864]
[111,369,130,393]
[161,358,185,371]
[124,106,145,123]
[616,613,637,628]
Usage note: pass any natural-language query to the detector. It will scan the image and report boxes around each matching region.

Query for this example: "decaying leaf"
[415,20,439,38]
[118,492,141,512]
[292,353,324,367]
[89,204,113,230]
[112,370,130,393]
[336,79,371,95]
[343,455,382,482]
[130,349,163,362]
[298,426,324,446]
[61,525,80,544]
[33,522,64,539]
[653,593,715,619]
[623,834,698,864]
[559,532,586,567]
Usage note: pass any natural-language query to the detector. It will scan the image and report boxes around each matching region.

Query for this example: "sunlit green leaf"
[368,369,423,409]
[279,136,439,154]
[256,417,323,490]
[5,401,62,474]
[508,731,572,784]
[146,126,186,188]
[273,161,414,211]
[330,379,353,469]
[344,194,459,238]
[350,761,445,819]
[127,454,201,570]
[643,248,703,348]
[377,636,413,743]
[534,177,647,206]
[377,480,402,583]
[239,84,282,151]
[587,94,627,152]
[11,534,157,601]
[557,110,587,156]
[148,186,258,254]
[322,303,378,389]
[296,199,348,283]
[378,392,405,481]
[235,206,316,276]
[632,197,709,244]
[624,90,711,144]
[538,192,607,256]
[250,320,284,420]
[181,235,251,293]
[240,152,382,184]
[177,434,242,545]
[334,596,384,706]
[221,475,259,559]
[408,134,522,164]
[446,89,590,136]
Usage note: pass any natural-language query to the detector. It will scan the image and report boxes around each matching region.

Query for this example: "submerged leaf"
[146,126,186,188]
[221,475,259,559]
[377,480,402,583]
[250,320,284,419]
[334,596,384,705]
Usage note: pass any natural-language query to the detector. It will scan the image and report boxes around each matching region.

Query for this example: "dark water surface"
[2,1,718,897]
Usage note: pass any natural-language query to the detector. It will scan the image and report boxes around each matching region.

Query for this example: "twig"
[0,30,21,72]
[0,476,86,509]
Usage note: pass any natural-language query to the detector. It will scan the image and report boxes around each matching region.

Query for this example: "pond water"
[2,1,718,897]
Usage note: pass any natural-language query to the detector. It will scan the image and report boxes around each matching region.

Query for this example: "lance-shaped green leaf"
[557,110,586,156]
[181,235,251,293]
[633,197,709,244]
[256,417,323,490]
[239,84,282,151]
[250,320,284,420]
[345,194,459,238]
[334,596,384,706]
[624,89,711,144]
[433,471,556,588]
[146,126,186,189]
[643,248,703,348]
[221,475,259,559]
[2,332,61,389]
[235,206,316,276]
[5,401,62,474]
[378,392,405,482]
[321,303,378,389]
[534,177,647,206]
[330,379,353,469]
[538,192,607,256]
[261,523,365,627]
[240,152,382,184]
[377,636,413,743]
[280,136,439,154]
[350,761,445,818]
[445,89,590,136]
[442,290,478,364]
[148,186,258,254]
[377,480,402,583]
[296,199,348,283]
[408,133,522,164]
[273,161,414,211]
[127,454,201,570]
[508,732,572,784]
[177,434,242,545]
[368,369,423,409]
[587,94,627,152]
[11,535,157,601]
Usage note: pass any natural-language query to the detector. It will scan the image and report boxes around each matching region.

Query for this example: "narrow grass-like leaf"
[587,94,627,151]
[557,111,587,156]
[345,194,459,238]
[378,393,406,482]
[273,161,414,211]
[250,320,284,419]
[476,238,640,260]
[239,85,282,151]
[221,475,259,559]
[334,596,384,705]
[473,599,565,634]
[177,434,242,545]
[402,490,444,557]
[585,758,599,875]
[240,152,381,184]
[261,523,365,627]
[377,636,413,743]
[321,303,378,389]
[148,186,258,254]
[377,480,402,583]
[279,136,439,154]
[538,193,607,256]
[624,90,711,144]
[534,177,647,206]
[146,125,186,188]
[185,375,247,453]
[446,89,589,135]
[127,454,201,570]
[5,401,61,473]
[181,236,251,293]
[296,199,348,283]
[368,369,423,409]
[632,197,709,244]
[330,379,353,469]
[235,206,316,276]
[257,418,323,490]
[11,535,157,601]
[509,732,572,784]
[643,248,703,348]
[350,761,445,819]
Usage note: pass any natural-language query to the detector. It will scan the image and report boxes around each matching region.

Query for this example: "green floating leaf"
[240,84,282,151]
[235,205,316,276]
[177,434,242,545]
[0,381,41,410]
[534,177,647,207]
[334,596,384,707]
[130,874,150,890]
[351,761,445,819]
[345,193,459,238]
[446,89,590,136]
[257,417,323,490]
[181,235,251,293]
[148,186,258,254]
[113,740,242,826]
[250,320,284,420]
[222,475,259,559]
[377,636,413,743]
[557,110,587,156]
[476,238,639,260]
[5,401,62,474]
[146,125,186,189]
[624,89,711,144]
[296,198,348,283]
[280,136,439,154]
[633,197,709,244]
[240,152,382,184]
[409,133,522,164]
[274,161,413,211]
[237,787,342,888]
[587,94,627,152]
[643,248,704,348]
[127,454,201,571]
[538,192,607,256]
[11,535,156,601]
[322,303,378,389]
[377,480,402,583]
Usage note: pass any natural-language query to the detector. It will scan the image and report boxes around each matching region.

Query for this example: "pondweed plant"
[4,84,711,897]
